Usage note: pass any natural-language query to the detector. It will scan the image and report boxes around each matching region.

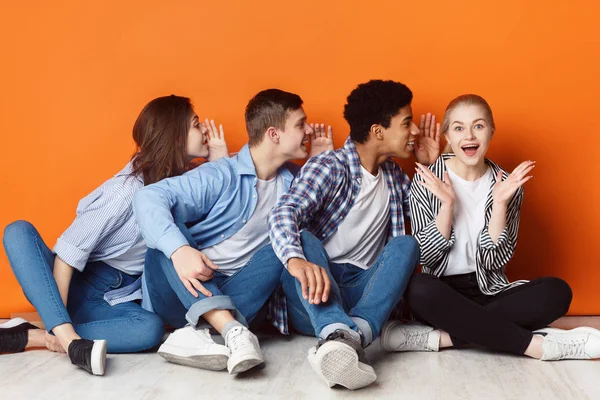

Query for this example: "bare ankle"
[524,334,545,359]
[51,324,81,352]
[439,331,454,349]
[25,329,46,349]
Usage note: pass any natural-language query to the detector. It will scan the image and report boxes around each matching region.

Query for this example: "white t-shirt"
[201,176,281,276]
[324,166,391,269]
[103,234,146,274]
[444,165,493,276]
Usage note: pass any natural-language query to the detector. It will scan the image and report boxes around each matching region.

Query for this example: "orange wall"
[1,1,599,316]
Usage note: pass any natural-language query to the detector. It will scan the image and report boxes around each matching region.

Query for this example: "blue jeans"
[144,227,284,330]
[2,221,165,353]
[281,231,419,345]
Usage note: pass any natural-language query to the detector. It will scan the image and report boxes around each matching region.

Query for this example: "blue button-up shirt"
[133,144,296,330]
[133,144,295,257]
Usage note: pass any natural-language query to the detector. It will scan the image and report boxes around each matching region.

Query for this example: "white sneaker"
[535,326,600,360]
[158,326,230,370]
[307,329,376,390]
[224,326,264,374]
[380,321,440,352]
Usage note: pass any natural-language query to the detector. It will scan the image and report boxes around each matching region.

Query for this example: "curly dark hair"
[343,80,413,144]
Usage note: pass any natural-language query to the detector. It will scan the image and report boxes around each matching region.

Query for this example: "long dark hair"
[130,95,194,185]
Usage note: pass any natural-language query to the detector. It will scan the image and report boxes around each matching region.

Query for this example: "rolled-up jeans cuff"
[185,295,248,329]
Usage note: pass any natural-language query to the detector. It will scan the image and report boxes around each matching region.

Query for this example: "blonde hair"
[441,94,495,153]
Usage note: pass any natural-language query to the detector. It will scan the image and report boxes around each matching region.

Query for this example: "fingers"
[306,268,316,304]
[321,267,331,302]
[200,253,219,271]
[415,163,441,184]
[210,120,219,139]
[496,170,503,183]
[183,279,199,297]
[190,278,212,297]
[311,264,324,304]
[419,114,425,133]
[435,122,441,144]
[219,123,224,139]
[308,123,317,140]
[297,271,309,300]
[443,170,452,185]
[424,113,432,137]
[327,125,333,140]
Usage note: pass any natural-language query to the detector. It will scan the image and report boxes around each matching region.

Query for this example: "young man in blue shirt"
[133,89,333,375]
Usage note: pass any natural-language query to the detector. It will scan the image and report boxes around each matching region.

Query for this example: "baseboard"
[1,313,599,332]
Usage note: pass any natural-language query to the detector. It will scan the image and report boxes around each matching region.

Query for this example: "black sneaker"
[0,318,39,353]
[306,329,376,390]
[67,339,107,376]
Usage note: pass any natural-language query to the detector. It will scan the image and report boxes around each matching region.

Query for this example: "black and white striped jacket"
[410,154,528,295]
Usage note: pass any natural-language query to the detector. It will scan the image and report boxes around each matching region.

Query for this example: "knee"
[300,230,321,248]
[133,312,166,350]
[405,274,441,314]
[388,235,420,266]
[3,220,35,248]
[540,277,573,315]
[144,248,170,273]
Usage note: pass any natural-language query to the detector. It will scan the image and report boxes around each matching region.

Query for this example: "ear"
[371,124,384,140]
[266,126,280,144]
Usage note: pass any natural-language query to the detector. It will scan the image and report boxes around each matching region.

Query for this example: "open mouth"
[406,141,415,148]
[461,144,479,157]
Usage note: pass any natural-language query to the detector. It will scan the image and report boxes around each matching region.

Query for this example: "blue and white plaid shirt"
[267,137,412,334]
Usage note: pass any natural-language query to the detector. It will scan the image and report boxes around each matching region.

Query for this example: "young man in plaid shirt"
[268,80,441,390]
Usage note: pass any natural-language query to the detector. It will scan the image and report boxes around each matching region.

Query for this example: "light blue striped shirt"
[53,161,146,306]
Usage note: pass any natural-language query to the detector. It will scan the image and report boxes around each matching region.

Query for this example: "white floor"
[1,330,599,400]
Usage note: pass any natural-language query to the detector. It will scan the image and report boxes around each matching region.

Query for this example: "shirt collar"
[235,143,294,183]
[342,137,363,178]
[116,160,144,184]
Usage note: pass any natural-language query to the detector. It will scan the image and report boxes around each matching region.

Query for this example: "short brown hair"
[245,89,303,147]
[131,95,194,185]
[441,94,495,153]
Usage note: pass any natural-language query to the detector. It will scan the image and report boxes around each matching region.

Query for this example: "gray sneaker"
[307,329,376,390]
[380,321,440,352]
[535,327,600,360]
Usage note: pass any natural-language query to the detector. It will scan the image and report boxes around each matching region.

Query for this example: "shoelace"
[228,328,252,351]
[404,329,429,349]
[556,337,587,359]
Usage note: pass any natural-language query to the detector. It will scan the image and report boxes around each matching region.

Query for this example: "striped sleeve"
[409,169,455,274]
[54,181,134,271]
[477,186,523,272]
[268,156,339,268]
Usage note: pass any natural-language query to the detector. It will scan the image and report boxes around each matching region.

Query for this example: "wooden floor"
[1,317,599,400]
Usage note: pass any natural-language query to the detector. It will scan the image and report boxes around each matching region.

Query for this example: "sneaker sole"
[308,342,376,390]
[158,344,228,371]
[227,354,264,375]
[91,340,107,376]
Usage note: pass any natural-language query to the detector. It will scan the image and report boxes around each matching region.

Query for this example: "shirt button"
[322,233,326,237]
[243,219,247,223]
[253,195,257,199]
[221,234,225,238]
